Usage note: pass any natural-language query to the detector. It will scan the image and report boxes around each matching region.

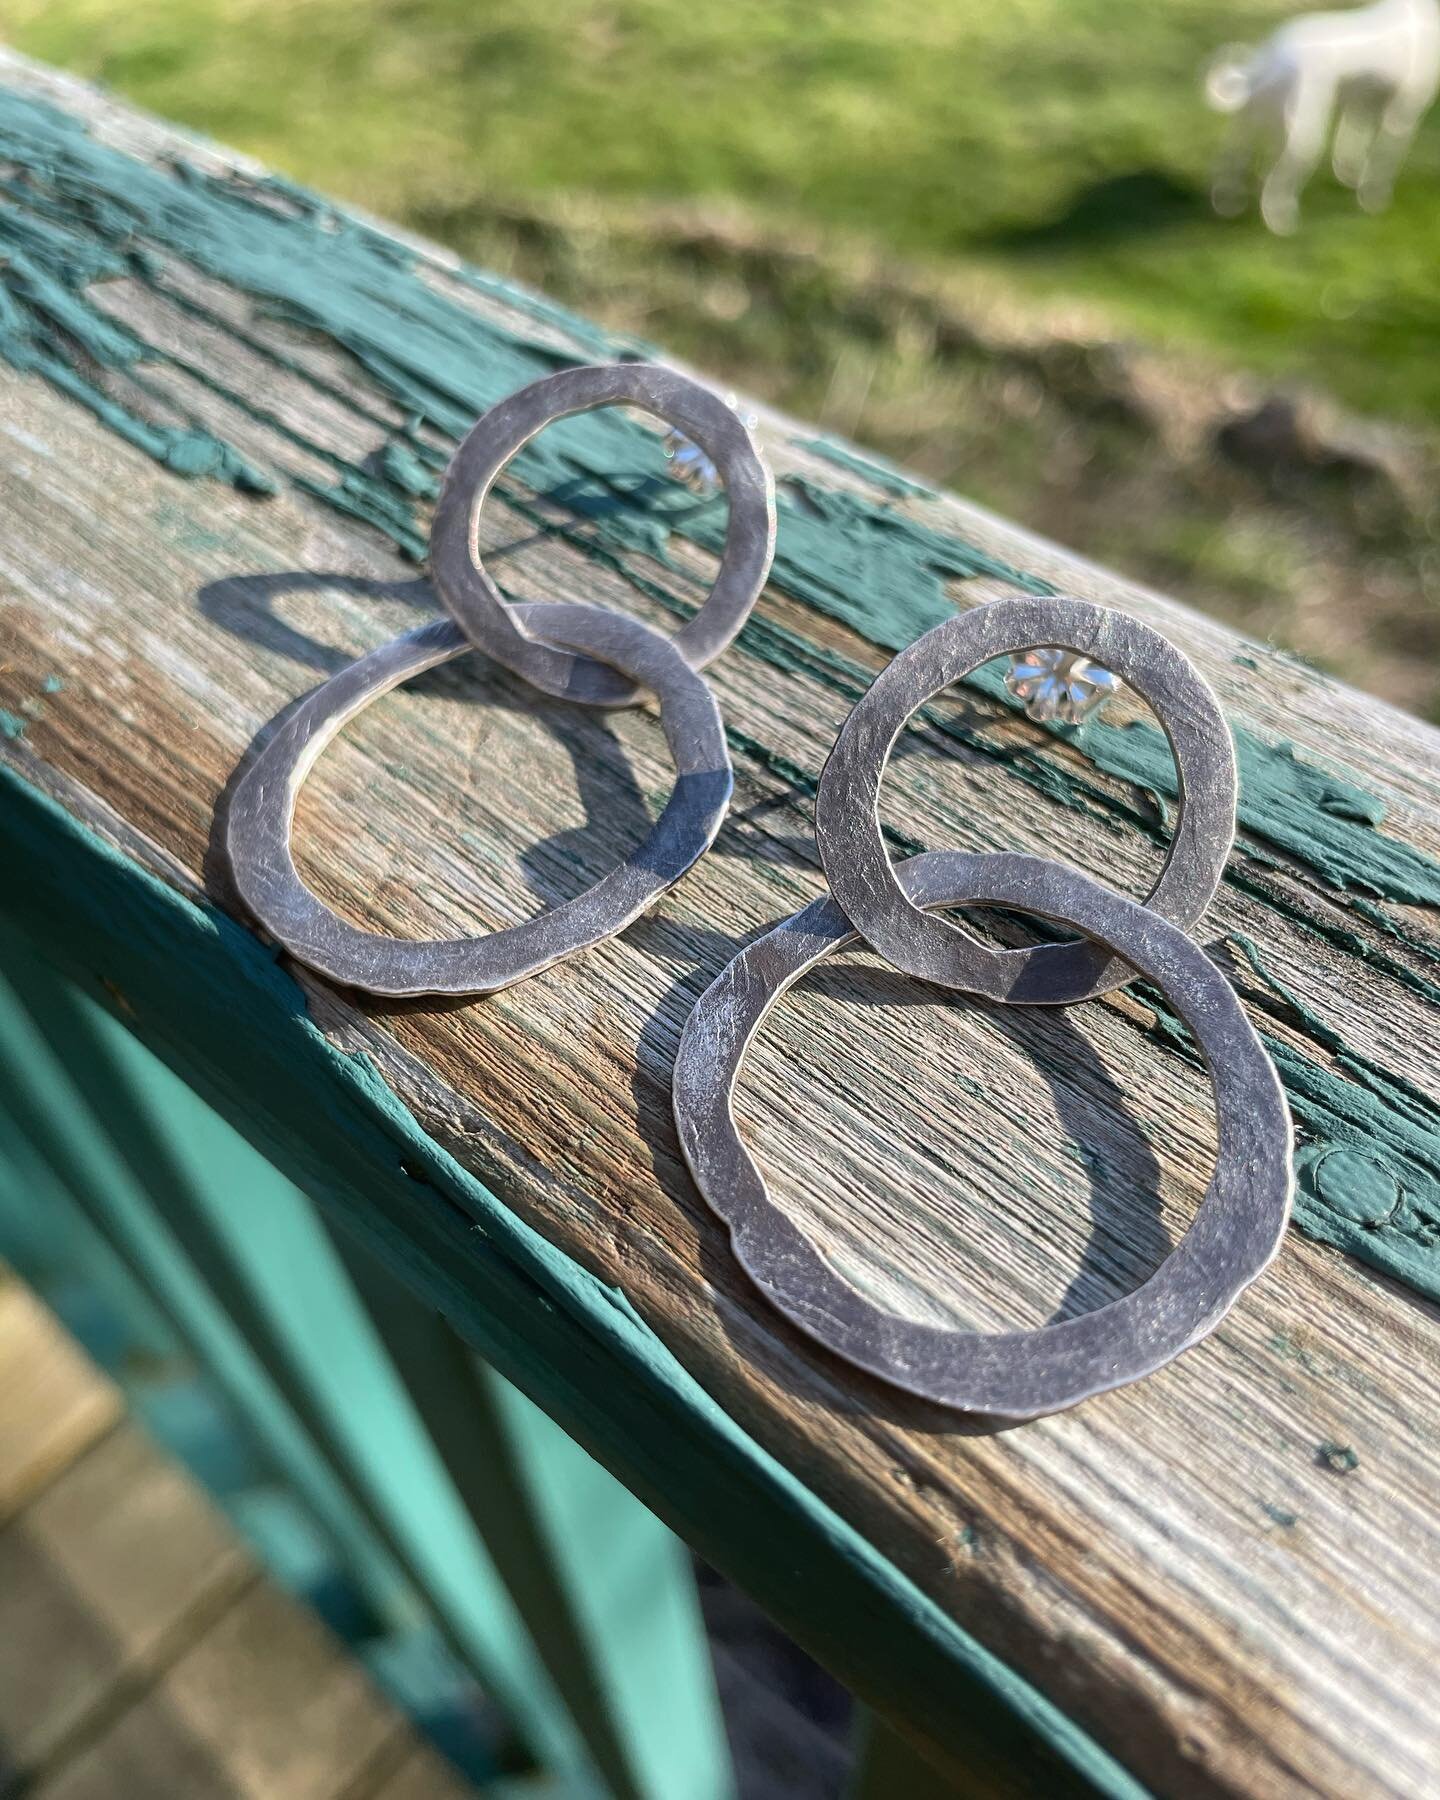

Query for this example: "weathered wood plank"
[0,1273,121,1527]
[0,1421,252,1781]
[2,49,1439,1799]
[31,1582,409,1800]
[0,1291,444,1800]
[0,947,603,1786]
[368,1743,476,1800]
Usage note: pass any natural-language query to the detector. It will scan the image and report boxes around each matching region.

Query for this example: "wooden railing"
[2,46,1439,1800]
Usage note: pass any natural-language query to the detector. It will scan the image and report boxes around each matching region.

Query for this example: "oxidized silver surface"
[226,604,732,998]
[672,849,1292,1419]
[815,597,1237,1005]
[430,363,777,709]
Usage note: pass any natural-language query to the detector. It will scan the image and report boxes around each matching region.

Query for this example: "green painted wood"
[0,1098,355,1629]
[0,941,601,1790]
[0,955,408,1623]
[2,938,733,1796]
[336,1233,734,1800]
[848,1712,980,1800]
[0,1117,508,1791]
[0,977,520,1789]
[0,770,1143,1800]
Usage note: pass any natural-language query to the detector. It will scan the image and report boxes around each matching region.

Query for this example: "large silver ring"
[815,597,1237,1005]
[672,849,1292,1419]
[226,605,732,997]
[430,363,777,709]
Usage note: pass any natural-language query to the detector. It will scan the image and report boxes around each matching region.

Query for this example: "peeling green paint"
[796,435,938,500]
[0,80,1438,1313]
[1133,930,1440,1306]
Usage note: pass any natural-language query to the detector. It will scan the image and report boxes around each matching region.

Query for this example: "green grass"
[11,0,1440,424]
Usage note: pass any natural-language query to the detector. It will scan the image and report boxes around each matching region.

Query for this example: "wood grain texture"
[2,51,1440,1800]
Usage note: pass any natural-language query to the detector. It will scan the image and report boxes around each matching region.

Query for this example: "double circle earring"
[226,364,777,997]
[672,597,1293,1419]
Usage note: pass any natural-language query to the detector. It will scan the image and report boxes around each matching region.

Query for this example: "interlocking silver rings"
[674,596,1290,1418]
[816,596,1238,1005]
[224,361,1288,1417]
[227,609,732,998]
[430,363,777,708]
[674,850,1291,1419]
[225,364,775,996]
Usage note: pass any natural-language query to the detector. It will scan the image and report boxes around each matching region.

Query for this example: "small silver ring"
[815,597,1237,1004]
[226,605,732,997]
[672,849,1291,1418]
[430,363,777,709]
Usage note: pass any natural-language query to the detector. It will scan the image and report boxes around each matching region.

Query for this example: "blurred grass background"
[10,0,1440,712]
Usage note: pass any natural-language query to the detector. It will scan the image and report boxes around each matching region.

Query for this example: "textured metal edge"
[429,362,777,707]
[815,596,1238,1004]
[225,603,732,997]
[672,848,1292,1419]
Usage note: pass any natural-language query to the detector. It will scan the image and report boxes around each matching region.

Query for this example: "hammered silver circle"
[226,604,732,998]
[672,849,1291,1419]
[815,597,1237,1004]
[430,363,777,709]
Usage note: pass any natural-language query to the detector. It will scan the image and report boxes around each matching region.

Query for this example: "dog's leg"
[1261,76,1332,232]
[1332,91,1382,188]
[1358,88,1429,209]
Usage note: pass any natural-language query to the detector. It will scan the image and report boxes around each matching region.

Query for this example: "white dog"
[1206,0,1440,231]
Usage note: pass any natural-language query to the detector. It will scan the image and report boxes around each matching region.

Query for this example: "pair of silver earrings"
[225,364,1292,1421]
